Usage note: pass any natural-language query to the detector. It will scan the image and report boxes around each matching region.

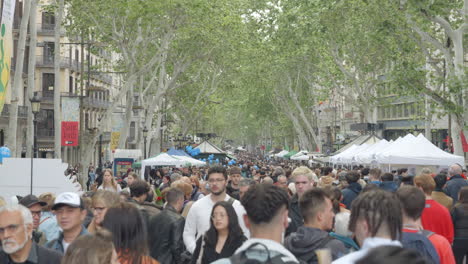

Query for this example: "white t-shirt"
[63,240,70,253]
[98,184,122,192]
[183,194,250,253]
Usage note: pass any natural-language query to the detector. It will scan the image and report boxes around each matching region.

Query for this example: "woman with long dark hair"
[451,186,468,264]
[191,201,247,264]
[102,203,159,264]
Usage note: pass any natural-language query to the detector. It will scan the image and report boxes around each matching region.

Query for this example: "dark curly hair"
[349,189,402,240]
[204,201,245,246]
[241,183,289,225]
[207,165,228,180]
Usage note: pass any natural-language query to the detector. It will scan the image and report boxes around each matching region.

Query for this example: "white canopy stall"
[274,150,290,158]
[140,153,185,179]
[375,134,464,167]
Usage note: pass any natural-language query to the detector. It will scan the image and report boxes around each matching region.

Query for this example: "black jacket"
[286,194,303,236]
[0,241,62,264]
[191,234,246,264]
[284,226,347,263]
[148,205,185,264]
[226,182,240,200]
[451,203,468,239]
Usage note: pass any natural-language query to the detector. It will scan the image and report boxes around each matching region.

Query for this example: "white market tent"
[173,155,206,167]
[339,144,372,164]
[375,134,464,167]
[274,150,290,158]
[330,145,360,164]
[291,154,310,161]
[330,133,464,168]
[291,150,309,159]
[140,153,185,179]
[354,139,391,164]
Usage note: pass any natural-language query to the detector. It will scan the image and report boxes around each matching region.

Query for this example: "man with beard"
[226,167,242,200]
[183,165,249,253]
[0,204,62,263]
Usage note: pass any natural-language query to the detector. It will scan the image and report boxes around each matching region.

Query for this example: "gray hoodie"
[284,226,346,263]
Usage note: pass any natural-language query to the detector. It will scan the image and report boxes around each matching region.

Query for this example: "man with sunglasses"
[183,165,249,253]
[0,203,62,263]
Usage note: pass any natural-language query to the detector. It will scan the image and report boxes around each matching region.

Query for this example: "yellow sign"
[110,132,120,151]
[0,0,16,113]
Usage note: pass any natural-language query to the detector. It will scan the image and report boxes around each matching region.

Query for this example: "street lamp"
[30,92,41,195]
[143,126,148,159]
[97,117,103,169]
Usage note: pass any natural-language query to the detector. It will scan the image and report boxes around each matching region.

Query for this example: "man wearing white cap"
[45,192,88,253]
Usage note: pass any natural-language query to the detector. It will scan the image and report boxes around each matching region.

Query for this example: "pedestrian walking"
[148,188,186,264]
[191,201,247,264]
[102,203,159,264]
[61,229,119,264]
[451,186,468,263]
[183,166,249,254]
[0,204,62,264]
[87,190,121,234]
[98,169,122,192]
[45,192,89,254]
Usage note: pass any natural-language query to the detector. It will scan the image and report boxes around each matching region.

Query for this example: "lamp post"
[30,92,41,195]
[97,117,103,169]
[143,126,148,159]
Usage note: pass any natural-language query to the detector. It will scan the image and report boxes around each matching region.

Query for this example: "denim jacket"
[45,226,88,253]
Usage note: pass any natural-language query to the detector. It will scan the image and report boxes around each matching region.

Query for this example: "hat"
[52,192,83,210]
[19,195,47,208]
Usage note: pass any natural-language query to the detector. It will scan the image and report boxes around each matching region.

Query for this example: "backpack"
[401,231,440,264]
[229,242,299,264]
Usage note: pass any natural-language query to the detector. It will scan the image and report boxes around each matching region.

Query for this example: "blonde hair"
[38,192,56,211]
[102,169,118,190]
[92,190,121,208]
[171,180,193,199]
[62,229,115,264]
[0,196,5,207]
[291,166,316,182]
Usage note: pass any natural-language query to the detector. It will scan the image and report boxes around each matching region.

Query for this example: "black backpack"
[229,242,299,264]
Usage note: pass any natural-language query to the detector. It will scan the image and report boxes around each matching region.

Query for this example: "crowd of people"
[1,154,468,264]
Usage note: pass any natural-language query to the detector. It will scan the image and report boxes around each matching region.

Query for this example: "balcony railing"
[82,96,111,109]
[36,55,75,69]
[37,23,65,35]
[37,129,54,138]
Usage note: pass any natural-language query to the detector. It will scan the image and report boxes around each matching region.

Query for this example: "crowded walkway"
[1,153,468,264]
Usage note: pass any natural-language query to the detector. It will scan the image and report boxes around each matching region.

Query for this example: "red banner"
[61,121,79,146]
[461,131,468,152]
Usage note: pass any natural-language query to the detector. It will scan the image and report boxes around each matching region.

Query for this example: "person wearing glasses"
[191,201,247,264]
[19,195,48,245]
[0,203,62,264]
[183,165,250,254]
[87,190,121,234]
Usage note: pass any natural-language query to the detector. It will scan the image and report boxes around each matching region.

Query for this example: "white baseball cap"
[52,192,83,210]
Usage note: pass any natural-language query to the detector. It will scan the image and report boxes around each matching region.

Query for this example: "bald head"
[449,164,463,177]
